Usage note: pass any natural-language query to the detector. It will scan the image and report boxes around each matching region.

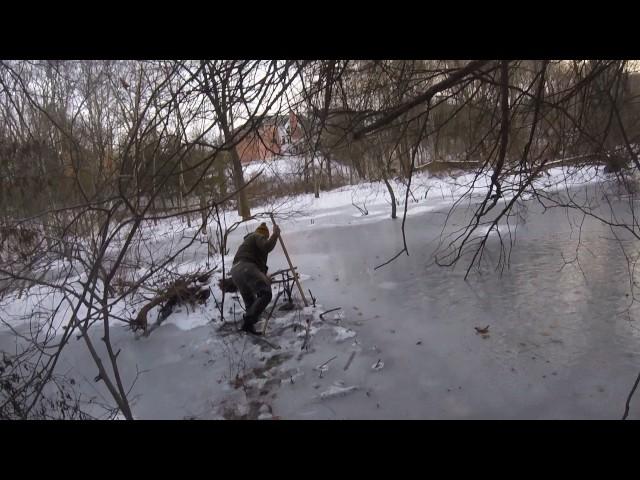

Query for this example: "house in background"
[235,111,304,165]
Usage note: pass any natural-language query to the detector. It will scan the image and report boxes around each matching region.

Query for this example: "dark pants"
[230,261,272,326]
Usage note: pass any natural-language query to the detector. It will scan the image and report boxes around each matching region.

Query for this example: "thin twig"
[318,355,337,369]
[343,351,356,371]
[319,307,341,320]
[308,289,316,307]
[623,370,640,420]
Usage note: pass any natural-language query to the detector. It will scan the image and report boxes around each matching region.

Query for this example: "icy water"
[272,191,640,419]
[3,185,640,419]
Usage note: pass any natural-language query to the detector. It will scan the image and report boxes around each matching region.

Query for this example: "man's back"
[233,232,277,273]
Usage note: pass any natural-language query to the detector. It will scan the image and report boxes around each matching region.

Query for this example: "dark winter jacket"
[232,232,278,274]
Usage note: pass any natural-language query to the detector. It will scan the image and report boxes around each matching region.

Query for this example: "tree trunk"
[400,138,412,177]
[216,156,227,199]
[201,61,251,220]
[178,160,191,227]
[382,174,397,219]
[152,153,158,226]
[200,192,207,235]
[313,157,320,198]
[160,195,168,214]
[378,148,397,220]
[217,118,250,219]
[229,146,251,219]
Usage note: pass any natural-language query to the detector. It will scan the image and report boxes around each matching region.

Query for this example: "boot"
[241,317,262,336]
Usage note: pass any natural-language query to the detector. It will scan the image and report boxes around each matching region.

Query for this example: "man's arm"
[255,225,280,253]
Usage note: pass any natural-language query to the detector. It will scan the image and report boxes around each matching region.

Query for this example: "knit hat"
[255,222,269,237]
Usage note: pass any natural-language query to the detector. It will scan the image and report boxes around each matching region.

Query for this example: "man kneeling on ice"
[230,221,280,335]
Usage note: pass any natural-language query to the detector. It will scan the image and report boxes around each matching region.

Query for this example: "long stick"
[270,214,308,306]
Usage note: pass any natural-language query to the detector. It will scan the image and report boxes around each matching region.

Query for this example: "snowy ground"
[3,163,640,419]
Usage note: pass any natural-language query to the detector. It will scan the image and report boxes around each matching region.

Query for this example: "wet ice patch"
[333,326,356,343]
[318,383,359,400]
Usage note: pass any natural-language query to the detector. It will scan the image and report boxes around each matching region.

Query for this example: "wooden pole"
[270,214,308,306]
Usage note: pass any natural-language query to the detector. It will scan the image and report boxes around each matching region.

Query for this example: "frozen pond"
[269,188,640,419]
[3,181,640,419]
